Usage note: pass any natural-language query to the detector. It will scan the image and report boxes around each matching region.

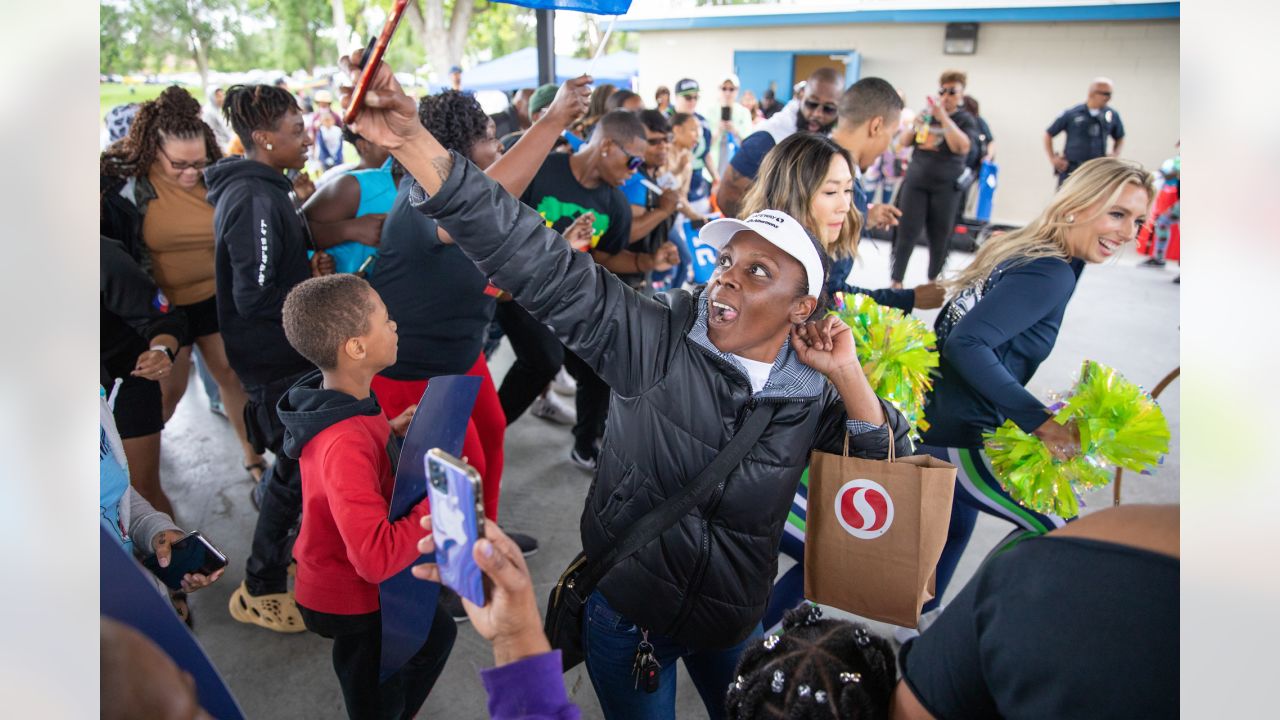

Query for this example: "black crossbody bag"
[544,402,777,672]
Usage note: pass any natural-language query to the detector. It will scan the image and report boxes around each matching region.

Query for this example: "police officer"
[1044,77,1126,185]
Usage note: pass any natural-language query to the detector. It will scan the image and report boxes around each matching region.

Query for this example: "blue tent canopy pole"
[536,9,555,86]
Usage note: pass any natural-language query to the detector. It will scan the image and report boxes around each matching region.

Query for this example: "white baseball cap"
[698,211,826,298]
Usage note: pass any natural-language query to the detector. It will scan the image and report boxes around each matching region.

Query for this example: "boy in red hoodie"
[279,274,456,719]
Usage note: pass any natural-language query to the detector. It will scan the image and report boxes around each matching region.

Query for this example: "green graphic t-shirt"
[519,153,631,256]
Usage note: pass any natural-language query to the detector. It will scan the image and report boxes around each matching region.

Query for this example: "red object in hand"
[344,0,410,125]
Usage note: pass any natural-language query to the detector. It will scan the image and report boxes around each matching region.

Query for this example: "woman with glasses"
[100,86,267,505]
[890,70,980,288]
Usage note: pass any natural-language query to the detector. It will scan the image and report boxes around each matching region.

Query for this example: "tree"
[403,0,477,79]
[132,0,248,90]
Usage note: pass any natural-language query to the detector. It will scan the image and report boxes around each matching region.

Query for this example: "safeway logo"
[834,479,894,540]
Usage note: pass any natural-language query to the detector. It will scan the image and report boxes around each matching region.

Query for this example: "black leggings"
[494,302,563,425]
[892,177,965,283]
[299,604,457,720]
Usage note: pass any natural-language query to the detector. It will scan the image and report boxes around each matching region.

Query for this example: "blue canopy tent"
[461,47,637,92]
[491,0,634,85]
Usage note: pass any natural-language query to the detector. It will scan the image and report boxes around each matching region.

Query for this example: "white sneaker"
[530,392,576,425]
[551,368,577,396]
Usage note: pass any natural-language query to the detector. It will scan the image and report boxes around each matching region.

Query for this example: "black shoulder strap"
[580,402,777,590]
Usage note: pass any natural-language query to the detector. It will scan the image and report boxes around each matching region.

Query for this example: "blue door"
[734,50,861,103]
[734,51,796,102]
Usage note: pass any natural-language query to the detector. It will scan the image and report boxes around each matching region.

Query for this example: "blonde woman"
[911,157,1154,633]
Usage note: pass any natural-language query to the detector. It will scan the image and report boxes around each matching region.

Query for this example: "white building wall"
[634,19,1179,225]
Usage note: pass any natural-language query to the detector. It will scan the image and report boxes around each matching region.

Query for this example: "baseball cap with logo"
[697,211,826,298]
[674,78,700,97]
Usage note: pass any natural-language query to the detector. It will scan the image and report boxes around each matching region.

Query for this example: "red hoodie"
[282,376,429,615]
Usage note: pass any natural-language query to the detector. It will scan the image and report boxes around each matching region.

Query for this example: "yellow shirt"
[142,171,217,306]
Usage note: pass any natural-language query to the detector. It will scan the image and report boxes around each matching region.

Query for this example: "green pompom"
[983,360,1171,518]
[829,292,940,437]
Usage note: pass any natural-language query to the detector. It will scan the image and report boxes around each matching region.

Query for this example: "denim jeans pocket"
[587,591,640,635]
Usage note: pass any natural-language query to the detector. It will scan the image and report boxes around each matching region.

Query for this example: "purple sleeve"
[481,651,581,720]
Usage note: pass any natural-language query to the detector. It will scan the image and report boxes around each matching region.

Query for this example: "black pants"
[494,302,563,425]
[892,177,965,283]
[563,350,609,456]
[244,377,305,596]
[299,604,457,720]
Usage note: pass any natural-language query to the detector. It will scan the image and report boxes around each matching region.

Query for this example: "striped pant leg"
[922,445,1067,614]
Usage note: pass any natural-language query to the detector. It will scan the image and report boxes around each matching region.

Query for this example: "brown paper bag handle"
[843,421,896,463]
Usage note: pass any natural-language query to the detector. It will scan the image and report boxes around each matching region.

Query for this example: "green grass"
[100,83,201,119]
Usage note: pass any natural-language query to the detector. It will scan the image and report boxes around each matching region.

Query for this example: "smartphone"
[344,0,410,125]
[425,449,486,607]
[141,531,228,591]
[720,106,732,122]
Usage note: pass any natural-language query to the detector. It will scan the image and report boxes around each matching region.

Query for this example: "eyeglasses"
[937,87,960,96]
[803,99,839,115]
[646,134,673,146]
[159,147,210,171]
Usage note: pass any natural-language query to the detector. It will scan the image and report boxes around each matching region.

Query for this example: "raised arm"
[340,54,676,398]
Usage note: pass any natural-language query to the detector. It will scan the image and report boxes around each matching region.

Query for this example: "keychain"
[631,630,662,694]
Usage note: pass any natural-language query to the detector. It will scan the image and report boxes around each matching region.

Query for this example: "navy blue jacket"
[1047,104,1125,164]
[922,256,1084,448]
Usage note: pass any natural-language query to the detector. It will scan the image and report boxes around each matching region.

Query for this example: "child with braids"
[725,606,897,720]
[100,85,267,516]
[204,83,329,633]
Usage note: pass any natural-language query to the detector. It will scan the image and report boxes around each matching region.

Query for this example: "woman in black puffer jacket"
[341,61,912,720]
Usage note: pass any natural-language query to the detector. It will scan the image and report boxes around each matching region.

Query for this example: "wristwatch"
[150,344,176,362]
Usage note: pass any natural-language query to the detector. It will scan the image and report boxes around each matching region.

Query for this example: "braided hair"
[100,86,222,178]
[725,606,897,720]
[416,90,489,159]
[221,84,299,152]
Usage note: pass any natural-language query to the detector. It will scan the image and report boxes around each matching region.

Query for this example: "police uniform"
[1047,103,1125,185]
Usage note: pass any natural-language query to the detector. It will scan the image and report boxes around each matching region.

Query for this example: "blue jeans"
[583,590,762,720]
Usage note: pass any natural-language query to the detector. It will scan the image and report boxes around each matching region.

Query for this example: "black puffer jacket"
[204,156,314,389]
[411,153,912,649]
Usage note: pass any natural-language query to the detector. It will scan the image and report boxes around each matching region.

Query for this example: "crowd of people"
[99,46,1177,720]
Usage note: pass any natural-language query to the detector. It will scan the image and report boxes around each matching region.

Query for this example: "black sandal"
[244,461,268,484]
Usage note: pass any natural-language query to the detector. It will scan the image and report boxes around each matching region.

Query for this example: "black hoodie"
[277,370,384,460]
[204,156,314,389]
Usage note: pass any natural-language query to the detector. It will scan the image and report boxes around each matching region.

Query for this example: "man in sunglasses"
[716,67,844,219]
[1044,77,1126,185]
[672,78,717,218]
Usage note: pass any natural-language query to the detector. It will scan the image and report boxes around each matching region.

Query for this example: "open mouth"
[1097,237,1122,257]
[710,299,740,325]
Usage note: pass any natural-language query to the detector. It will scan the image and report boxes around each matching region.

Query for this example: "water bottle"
[915,99,933,145]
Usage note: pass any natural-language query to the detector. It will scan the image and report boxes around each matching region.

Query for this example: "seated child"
[279,274,456,719]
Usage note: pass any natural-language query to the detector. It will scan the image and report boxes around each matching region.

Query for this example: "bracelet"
[150,345,176,362]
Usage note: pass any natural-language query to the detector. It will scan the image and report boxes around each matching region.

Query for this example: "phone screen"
[425,449,486,607]
[141,532,228,591]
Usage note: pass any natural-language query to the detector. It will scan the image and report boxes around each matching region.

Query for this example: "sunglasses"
[1093,90,1113,97]
[803,99,838,115]
[937,87,960,96]
[160,147,210,171]
[720,85,736,92]
[646,134,673,146]
[626,153,645,172]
